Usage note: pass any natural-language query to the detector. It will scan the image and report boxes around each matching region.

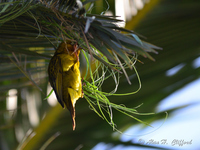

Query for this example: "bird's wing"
[61,54,76,72]
[48,56,64,107]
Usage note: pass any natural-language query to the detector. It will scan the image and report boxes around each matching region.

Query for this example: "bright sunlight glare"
[6,89,17,117]
[26,91,40,127]
[47,84,57,107]
[115,0,125,27]
[115,0,145,26]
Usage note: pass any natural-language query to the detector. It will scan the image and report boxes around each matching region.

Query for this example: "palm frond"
[0,1,165,150]
[0,0,160,126]
[0,0,160,64]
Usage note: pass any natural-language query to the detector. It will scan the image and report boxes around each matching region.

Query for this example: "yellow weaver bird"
[48,41,83,130]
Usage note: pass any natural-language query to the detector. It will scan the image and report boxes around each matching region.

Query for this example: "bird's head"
[55,41,81,59]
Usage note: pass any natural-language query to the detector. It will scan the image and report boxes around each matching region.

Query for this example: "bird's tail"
[66,88,79,130]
